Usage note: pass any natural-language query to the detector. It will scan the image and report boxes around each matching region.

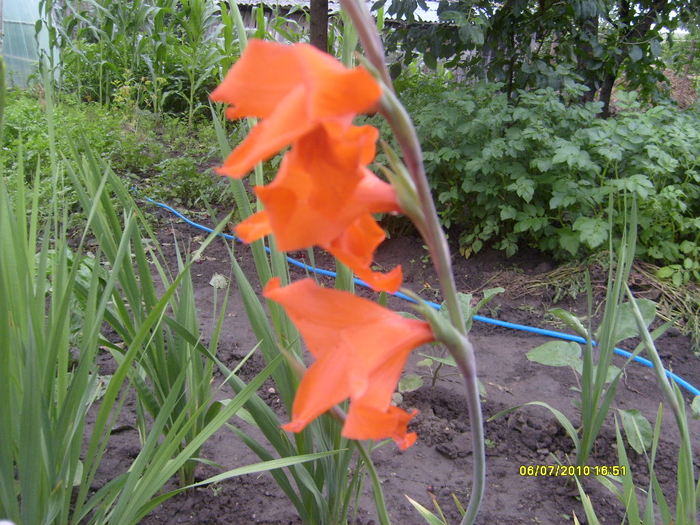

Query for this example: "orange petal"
[351,341,415,409]
[263,277,282,293]
[325,214,403,293]
[253,151,333,250]
[294,44,382,119]
[297,123,378,213]
[234,210,273,243]
[211,40,382,178]
[282,352,351,432]
[263,279,434,367]
[343,403,418,450]
[353,168,402,215]
[263,279,434,434]
[251,127,400,252]
[210,40,381,120]
[210,40,305,119]
[216,87,311,178]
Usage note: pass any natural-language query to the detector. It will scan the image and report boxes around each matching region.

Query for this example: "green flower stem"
[382,95,486,524]
[378,88,465,333]
[341,2,485,521]
[370,46,489,524]
[402,288,485,524]
[449,335,485,525]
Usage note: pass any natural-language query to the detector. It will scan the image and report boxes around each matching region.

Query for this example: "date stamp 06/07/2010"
[519,465,627,477]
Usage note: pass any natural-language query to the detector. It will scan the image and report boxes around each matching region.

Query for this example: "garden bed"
[94,207,700,524]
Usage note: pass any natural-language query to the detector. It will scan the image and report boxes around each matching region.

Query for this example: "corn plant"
[38,0,239,117]
[170,0,222,124]
[39,0,152,104]
[249,4,308,44]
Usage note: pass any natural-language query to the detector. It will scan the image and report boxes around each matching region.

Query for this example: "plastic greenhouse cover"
[2,0,47,87]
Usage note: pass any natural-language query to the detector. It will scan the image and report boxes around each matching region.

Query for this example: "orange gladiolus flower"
[234,123,403,292]
[263,277,434,449]
[213,44,399,290]
[210,39,382,178]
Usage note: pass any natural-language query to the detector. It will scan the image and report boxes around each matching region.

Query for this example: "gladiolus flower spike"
[213,40,402,292]
[264,278,435,450]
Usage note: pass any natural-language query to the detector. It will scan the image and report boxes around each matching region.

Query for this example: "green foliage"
[692,396,700,419]
[403,287,503,391]
[500,210,652,468]
[406,492,465,525]
[38,0,310,120]
[153,156,228,207]
[617,408,652,455]
[404,80,700,272]
[586,319,699,524]
[527,297,656,386]
[38,0,234,120]
[1,91,150,174]
[663,28,700,77]
[379,0,697,113]
[527,341,585,370]
[1,91,234,225]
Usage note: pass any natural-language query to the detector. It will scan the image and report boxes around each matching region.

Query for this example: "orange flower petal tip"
[355,265,403,294]
[235,211,273,243]
[343,404,419,450]
[395,431,418,451]
[263,276,282,295]
[281,420,307,433]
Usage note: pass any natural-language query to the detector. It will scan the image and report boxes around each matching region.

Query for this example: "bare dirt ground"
[95,206,700,525]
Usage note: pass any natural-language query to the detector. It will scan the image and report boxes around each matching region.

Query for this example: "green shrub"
[404,80,700,276]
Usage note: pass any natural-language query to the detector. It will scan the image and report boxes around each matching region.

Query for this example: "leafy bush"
[404,80,700,277]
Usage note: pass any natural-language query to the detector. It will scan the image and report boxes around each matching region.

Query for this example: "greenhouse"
[1,0,47,86]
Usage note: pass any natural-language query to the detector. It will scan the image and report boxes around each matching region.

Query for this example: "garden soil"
[94,209,700,525]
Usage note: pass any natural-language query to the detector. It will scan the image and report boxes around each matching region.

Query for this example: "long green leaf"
[406,496,446,525]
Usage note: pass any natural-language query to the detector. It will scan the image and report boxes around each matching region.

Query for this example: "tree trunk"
[310,0,328,52]
[599,71,616,118]
[577,15,600,103]
[596,0,667,117]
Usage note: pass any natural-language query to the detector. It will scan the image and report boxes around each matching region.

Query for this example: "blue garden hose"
[144,196,700,398]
